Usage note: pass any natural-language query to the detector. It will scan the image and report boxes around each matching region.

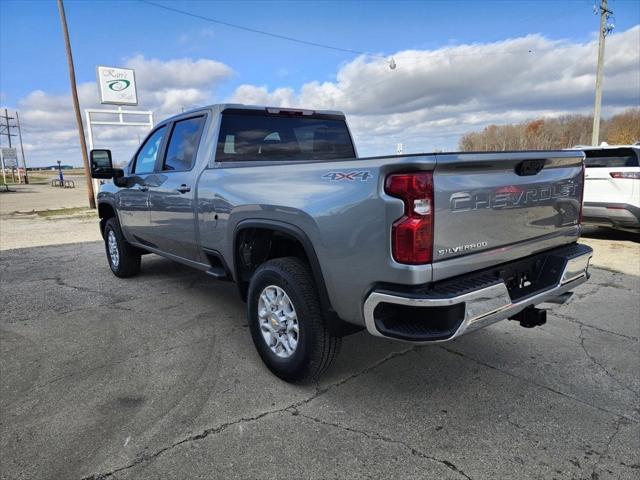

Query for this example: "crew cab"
[90,104,592,382]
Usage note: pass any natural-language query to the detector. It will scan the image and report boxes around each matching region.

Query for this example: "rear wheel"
[104,218,141,278]
[247,257,340,382]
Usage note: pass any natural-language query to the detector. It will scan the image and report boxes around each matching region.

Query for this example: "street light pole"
[57,0,96,208]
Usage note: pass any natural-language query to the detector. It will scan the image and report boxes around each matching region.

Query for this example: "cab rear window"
[216,110,356,162]
[583,148,640,168]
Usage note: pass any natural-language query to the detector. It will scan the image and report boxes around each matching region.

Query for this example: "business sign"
[1,147,18,168]
[97,66,138,105]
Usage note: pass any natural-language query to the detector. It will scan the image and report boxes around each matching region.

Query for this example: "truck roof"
[163,103,347,123]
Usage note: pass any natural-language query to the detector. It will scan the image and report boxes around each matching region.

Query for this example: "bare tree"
[458,108,639,151]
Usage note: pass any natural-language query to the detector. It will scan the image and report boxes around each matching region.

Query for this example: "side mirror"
[90,149,116,179]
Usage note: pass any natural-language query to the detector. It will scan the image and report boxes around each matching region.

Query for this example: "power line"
[137,0,557,63]
[138,0,389,60]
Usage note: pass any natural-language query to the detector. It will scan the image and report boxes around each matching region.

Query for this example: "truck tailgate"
[432,151,584,263]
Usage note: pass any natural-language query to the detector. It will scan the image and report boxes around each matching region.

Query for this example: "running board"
[205,267,228,279]
[202,248,232,281]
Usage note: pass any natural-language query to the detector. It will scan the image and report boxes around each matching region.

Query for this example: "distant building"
[28,165,74,171]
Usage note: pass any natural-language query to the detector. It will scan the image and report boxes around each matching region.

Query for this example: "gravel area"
[0,181,101,250]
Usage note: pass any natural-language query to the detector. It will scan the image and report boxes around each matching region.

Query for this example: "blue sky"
[2,0,639,106]
[1,0,639,165]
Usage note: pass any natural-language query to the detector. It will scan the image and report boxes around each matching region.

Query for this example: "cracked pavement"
[1,232,638,480]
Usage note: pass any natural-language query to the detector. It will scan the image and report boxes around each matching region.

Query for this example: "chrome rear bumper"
[363,245,592,343]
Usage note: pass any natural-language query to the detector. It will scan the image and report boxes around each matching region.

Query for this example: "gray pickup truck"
[90,104,592,382]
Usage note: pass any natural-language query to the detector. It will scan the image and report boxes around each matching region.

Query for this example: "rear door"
[117,125,168,245]
[433,151,584,263]
[583,147,639,205]
[147,115,206,261]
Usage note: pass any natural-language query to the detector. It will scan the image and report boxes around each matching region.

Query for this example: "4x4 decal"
[322,171,372,182]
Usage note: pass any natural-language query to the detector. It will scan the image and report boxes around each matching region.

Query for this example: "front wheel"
[247,257,341,382]
[103,218,141,278]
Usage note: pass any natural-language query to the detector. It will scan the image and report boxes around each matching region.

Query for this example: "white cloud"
[5,55,233,167]
[126,55,232,91]
[230,26,640,155]
[3,26,639,166]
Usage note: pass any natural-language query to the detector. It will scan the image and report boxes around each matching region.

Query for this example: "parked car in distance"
[89,104,593,382]
[573,145,640,232]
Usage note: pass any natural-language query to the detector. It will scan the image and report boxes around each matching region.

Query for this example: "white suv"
[578,145,640,231]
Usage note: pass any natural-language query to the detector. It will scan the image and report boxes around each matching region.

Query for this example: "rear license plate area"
[497,253,565,301]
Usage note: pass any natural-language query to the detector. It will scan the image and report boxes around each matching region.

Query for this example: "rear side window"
[583,148,640,168]
[133,126,167,174]
[216,112,355,162]
[163,116,205,171]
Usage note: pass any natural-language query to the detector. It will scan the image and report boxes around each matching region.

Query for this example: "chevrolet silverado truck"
[90,104,593,382]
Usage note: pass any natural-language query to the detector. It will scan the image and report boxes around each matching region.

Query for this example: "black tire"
[247,257,341,383]
[103,217,141,278]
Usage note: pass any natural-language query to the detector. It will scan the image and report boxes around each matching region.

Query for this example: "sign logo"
[106,79,131,92]
[97,66,138,105]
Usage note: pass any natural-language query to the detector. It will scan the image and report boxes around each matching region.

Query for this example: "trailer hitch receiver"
[510,306,547,328]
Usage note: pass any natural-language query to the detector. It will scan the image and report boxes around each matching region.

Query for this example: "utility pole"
[591,0,614,146]
[4,109,15,182]
[0,116,5,183]
[15,111,29,184]
[0,109,17,183]
[2,109,12,149]
[0,110,30,184]
[57,0,96,208]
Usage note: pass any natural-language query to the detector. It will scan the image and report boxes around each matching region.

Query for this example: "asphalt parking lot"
[1,209,639,479]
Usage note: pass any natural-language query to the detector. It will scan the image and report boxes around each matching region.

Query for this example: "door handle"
[139,185,149,192]
[177,184,191,194]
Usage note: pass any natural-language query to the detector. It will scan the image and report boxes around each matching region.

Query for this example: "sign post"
[85,108,154,151]
[86,66,151,198]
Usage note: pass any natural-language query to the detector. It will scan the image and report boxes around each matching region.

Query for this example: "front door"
[147,115,206,261]
[117,125,167,247]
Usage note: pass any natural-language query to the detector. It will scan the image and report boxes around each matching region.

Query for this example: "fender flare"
[233,219,362,337]
[97,199,119,235]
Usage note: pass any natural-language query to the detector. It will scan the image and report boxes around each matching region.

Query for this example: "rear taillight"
[610,172,640,179]
[385,172,434,264]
